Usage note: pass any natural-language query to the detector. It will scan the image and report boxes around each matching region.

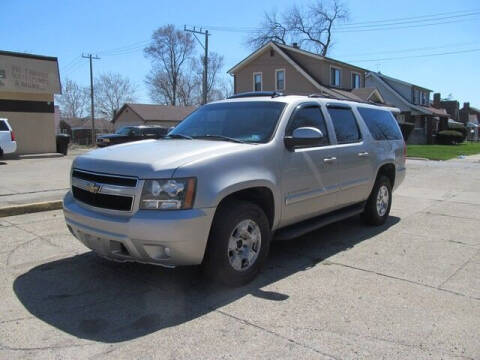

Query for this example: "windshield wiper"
[166,133,193,140]
[193,135,246,143]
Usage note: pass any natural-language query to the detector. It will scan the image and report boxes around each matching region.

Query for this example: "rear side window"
[286,105,329,146]
[327,107,361,144]
[358,108,403,140]
[0,120,8,131]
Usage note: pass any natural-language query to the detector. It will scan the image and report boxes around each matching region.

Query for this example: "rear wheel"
[203,200,271,286]
[363,175,392,226]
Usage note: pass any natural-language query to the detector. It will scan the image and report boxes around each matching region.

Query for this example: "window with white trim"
[351,73,360,89]
[253,72,262,91]
[330,67,341,87]
[275,69,285,91]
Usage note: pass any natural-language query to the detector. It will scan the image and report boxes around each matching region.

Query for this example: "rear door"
[280,103,340,227]
[326,104,374,207]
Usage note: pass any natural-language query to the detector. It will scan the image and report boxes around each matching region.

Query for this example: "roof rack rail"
[228,91,284,99]
[308,93,335,99]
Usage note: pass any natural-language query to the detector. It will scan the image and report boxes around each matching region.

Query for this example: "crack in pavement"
[281,325,476,360]
[438,247,480,289]
[215,309,341,360]
[0,341,94,352]
[327,261,480,301]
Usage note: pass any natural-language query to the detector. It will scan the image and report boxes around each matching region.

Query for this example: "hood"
[73,139,248,178]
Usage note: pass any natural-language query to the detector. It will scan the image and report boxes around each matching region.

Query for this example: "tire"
[203,200,271,286]
[363,175,392,226]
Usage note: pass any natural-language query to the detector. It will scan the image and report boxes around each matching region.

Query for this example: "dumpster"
[56,134,70,155]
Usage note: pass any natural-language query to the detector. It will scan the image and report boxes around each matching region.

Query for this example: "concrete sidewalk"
[1,156,479,359]
[0,148,89,210]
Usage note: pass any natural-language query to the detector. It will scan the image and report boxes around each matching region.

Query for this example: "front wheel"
[203,200,271,286]
[363,175,392,226]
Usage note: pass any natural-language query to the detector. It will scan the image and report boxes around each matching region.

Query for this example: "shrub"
[399,122,414,141]
[437,130,464,145]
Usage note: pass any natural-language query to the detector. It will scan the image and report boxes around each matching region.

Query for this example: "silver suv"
[63,93,406,285]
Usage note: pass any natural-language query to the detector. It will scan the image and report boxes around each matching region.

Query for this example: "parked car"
[96,125,169,147]
[0,118,17,157]
[63,92,406,285]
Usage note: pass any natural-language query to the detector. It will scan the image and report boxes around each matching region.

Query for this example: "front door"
[280,103,340,227]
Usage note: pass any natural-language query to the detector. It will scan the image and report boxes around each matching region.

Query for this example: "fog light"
[143,245,171,260]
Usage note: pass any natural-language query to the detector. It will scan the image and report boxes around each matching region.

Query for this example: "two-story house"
[228,41,384,103]
[366,72,448,144]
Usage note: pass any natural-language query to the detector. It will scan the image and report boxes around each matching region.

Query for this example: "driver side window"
[286,105,329,146]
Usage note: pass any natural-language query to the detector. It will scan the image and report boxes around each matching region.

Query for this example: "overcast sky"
[2,0,479,106]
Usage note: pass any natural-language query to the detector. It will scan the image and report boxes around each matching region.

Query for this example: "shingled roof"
[112,103,197,123]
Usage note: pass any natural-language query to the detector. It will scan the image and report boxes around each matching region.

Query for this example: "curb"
[0,200,63,218]
[406,157,430,161]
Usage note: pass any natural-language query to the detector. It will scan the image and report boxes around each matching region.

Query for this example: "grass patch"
[407,142,480,160]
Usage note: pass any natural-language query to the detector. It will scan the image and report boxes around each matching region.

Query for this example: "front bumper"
[63,191,215,266]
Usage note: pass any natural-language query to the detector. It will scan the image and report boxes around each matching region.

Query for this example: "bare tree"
[177,66,201,106]
[220,77,234,99]
[56,78,88,118]
[193,52,225,102]
[146,68,172,105]
[95,72,137,120]
[246,10,288,50]
[288,1,348,55]
[144,25,195,105]
[207,77,234,102]
[247,0,348,56]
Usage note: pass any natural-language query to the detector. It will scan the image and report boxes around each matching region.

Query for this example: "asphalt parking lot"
[1,157,479,359]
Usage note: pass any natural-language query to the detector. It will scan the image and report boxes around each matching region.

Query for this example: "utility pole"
[82,53,100,145]
[184,26,210,105]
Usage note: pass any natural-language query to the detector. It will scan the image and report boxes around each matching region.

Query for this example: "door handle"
[323,157,337,163]
[358,152,369,157]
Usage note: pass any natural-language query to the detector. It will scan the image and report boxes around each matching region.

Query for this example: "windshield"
[115,127,133,135]
[170,101,286,143]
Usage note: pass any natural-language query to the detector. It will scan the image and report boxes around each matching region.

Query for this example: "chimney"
[461,102,471,124]
[433,93,441,108]
[292,42,299,49]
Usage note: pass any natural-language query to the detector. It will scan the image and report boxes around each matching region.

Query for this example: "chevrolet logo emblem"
[85,182,101,194]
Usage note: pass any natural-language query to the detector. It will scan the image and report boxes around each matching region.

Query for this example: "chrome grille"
[71,169,138,212]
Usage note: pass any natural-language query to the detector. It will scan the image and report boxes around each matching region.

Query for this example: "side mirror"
[284,127,324,150]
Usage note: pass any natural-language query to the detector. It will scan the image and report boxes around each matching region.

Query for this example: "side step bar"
[274,202,366,241]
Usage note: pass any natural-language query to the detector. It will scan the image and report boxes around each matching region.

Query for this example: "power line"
[333,11,480,30]
[335,9,480,26]
[96,40,150,56]
[347,48,480,63]
[191,9,480,33]
[335,18,478,33]
[333,41,478,57]
[63,60,87,77]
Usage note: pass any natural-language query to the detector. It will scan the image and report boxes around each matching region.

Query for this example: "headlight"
[140,178,196,210]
